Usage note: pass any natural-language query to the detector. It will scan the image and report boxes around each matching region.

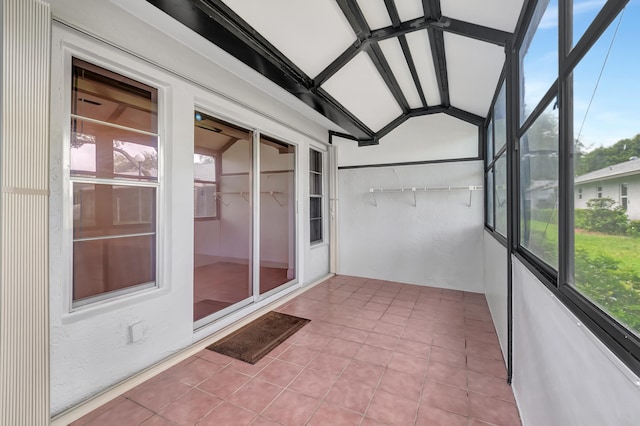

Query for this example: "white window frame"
[309,147,325,245]
[60,43,167,313]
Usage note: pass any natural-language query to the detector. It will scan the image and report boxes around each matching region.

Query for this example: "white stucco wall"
[48,4,331,414]
[575,174,640,220]
[338,161,484,292]
[333,113,478,167]
[483,232,508,360]
[512,258,640,426]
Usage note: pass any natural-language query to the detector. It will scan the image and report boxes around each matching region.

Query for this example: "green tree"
[576,134,640,175]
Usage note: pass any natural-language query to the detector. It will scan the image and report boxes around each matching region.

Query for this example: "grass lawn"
[526,219,640,333]
[575,229,640,273]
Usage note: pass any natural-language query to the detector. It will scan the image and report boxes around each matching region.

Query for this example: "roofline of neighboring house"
[575,159,640,185]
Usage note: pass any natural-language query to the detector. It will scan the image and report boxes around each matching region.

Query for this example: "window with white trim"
[70,57,159,306]
[309,148,323,243]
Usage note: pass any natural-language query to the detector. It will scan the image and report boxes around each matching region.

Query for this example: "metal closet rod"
[367,185,483,207]
[214,191,286,206]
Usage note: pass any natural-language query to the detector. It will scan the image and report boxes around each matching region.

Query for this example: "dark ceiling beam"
[194,0,309,86]
[313,10,511,99]
[367,43,410,113]
[370,16,512,46]
[313,44,361,87]
[146,0,375,141]
[384,0,428,108]
[422,0,450,107]
[335,0,410,114]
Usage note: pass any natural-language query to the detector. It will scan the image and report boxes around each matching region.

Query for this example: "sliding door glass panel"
[259,135,296,295]
[193,112,253,322]
[571,10,640,337]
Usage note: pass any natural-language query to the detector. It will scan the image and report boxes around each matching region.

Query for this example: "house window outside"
[578,188,582,199]
[309,149,323,244]
[597,186,603,198]
[70,58,159,306]
[621,183,628,210]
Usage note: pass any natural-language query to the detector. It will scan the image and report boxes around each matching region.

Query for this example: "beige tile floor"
[71,275,521,426]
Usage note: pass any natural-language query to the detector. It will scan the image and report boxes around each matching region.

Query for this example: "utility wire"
[576,8,625,144]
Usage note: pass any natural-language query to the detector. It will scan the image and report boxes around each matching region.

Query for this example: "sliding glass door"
[193,112,297,326]
[193,112,253,324]
[259,135,296,296]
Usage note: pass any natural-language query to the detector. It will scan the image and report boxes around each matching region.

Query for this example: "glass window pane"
[193,112,253,321]
[73,183,156,239]
[520,102,559,268]
[310,149,322,173]
[495,154,508,236]
[487,120,494,163]
[572,6,640,336]
[194,183,217,218]
[520,0,558,124]
[487,169,495,228]
[73,235,155,301]
[310,218,322,243]
[572,0,606,48]
[260,135,296,294]
[494,82,507,153]
[71,118,158,181]
[310,173,322,196]
[310,197,322,220]
[194,154,216,181]
[72,57,157,133]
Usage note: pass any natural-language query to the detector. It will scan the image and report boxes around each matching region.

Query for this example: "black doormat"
[206,312,310,364]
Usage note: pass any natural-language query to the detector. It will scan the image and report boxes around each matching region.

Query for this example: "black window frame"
[485,73,508,246]
[511,0,640,376]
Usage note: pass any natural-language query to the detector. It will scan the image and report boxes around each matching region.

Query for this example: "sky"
[523,0,639,150]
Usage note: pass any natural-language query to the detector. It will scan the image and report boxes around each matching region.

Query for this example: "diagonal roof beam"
[422,0,449,107]
[146,0,375,141]
[384,0,428,108]
[313,14,511,96]
[370,16,512,46]
[335,0,410,114]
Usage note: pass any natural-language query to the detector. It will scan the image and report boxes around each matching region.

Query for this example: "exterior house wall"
[48,1,331,414]
[575,174,640,220]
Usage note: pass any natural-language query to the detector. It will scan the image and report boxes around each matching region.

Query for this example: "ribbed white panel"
[1,0,51,425]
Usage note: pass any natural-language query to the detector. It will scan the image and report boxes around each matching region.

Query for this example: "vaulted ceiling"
[147,0,526,145]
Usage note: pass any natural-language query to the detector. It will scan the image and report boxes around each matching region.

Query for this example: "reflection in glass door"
[193,112,253,323]
[259,135,296,296]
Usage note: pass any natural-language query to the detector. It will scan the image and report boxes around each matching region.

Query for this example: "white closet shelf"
[367,185,483,207]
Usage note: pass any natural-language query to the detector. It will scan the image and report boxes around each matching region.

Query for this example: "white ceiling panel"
[322,51,402,132]
[405,30,441,106]
[357,0,392,30]
[445,33,505,117]
[396,0,424,22]
[222,0,356,78]
[378,38,423,109]
[441,0,525,32]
